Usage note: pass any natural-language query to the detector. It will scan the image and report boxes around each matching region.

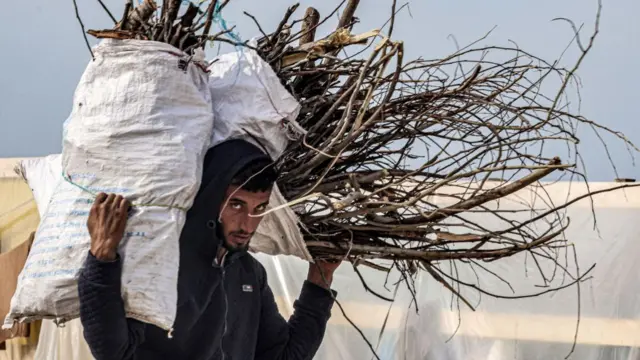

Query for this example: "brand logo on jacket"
[242,284,253,292]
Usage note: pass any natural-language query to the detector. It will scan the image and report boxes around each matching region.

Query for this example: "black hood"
[179,138,273,265]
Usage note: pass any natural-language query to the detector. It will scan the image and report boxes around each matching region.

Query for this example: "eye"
[255,204,267,213]
[230,202,243,210]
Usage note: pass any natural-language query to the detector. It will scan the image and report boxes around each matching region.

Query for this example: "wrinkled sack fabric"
[208,47,311,261]
[4,39,214,332]
[0,233,34,344]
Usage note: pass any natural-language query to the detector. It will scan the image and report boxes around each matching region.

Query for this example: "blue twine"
[212,1,243,46]
[206,0,246,86]
[161,1,247,70]
[211,1,247,86]
[62,172,188,211]
[152,1,243,46]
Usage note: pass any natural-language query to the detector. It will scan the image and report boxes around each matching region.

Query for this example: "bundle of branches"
[83,0,234,53]
[245,1,639,274]
[83,0,638,273]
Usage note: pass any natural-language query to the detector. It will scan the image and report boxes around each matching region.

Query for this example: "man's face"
[218,185,271,251]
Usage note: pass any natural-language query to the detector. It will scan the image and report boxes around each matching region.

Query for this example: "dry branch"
[299,7,320,45]
[72,0,94,60]
[280,29,379,67]
[87,0,234,53]
[336,0,360,30]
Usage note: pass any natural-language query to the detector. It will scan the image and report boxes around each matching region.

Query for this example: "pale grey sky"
[0,0,637,181]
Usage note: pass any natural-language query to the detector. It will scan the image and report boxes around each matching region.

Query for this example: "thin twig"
[201,0,218,48]
[72,0,94,60]
[96,0,117,24]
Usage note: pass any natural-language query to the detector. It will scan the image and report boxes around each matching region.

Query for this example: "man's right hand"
[87,193,131,262]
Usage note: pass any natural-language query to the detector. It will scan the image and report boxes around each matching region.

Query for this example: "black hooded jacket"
[78,139,336,360]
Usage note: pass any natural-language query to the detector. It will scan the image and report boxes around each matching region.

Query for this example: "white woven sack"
[4,39,214,332]
[208,47,305,159]
[208,47,311,261]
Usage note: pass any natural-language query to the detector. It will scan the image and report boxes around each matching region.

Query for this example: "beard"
[216,222,251,254]
[223,236,250,253]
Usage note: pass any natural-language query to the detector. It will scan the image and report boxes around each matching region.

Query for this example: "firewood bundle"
[85,0,637,306]
[248,1,636,264]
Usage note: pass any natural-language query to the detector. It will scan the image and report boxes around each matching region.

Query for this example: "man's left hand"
[307,260,341,290]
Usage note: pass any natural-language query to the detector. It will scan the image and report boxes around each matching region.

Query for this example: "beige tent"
[0,158,39,253]
[0,158,40,360]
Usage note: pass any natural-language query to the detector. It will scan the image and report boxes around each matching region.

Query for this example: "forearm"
[287,281,336,357]
[78,251,145,360]
[257,280,336,360]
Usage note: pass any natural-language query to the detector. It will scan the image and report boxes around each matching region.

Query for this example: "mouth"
[229,234,251,245]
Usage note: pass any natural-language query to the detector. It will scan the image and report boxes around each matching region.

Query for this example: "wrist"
[90,244,117,262]
[307,269,333,289]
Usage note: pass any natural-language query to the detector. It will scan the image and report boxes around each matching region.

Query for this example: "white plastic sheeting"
[32,320,92,360]
[31,183,640,359]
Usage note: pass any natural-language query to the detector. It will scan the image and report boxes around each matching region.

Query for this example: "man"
[78,139,340,359]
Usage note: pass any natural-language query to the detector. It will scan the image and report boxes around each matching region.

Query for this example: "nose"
[239,214,261,234]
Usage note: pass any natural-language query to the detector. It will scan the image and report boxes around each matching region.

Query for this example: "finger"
[104,193,116,208]
[90,193,107,216]
[317,259,338,264]
[117,196,130,210]
[117,196,131,217]
[113,195,124,210]
[94,193,108,205]
[88,194,107,234]
[115,199,130,235]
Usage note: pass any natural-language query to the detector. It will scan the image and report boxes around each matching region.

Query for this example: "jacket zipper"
[215,253,229,360]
